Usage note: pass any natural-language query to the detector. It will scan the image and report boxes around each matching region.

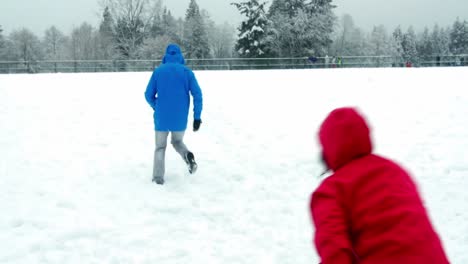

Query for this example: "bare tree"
[211,22,236,58]
[69,23,98,60]
[43,26,68,60]
[101,0,161,59]
[9,28,43,72]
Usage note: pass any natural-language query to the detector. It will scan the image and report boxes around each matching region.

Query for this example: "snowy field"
[1,67,468,263]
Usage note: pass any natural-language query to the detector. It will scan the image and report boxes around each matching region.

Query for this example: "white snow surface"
[1,67,468,263]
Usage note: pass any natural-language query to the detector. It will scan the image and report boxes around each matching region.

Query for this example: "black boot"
[152,177,164,185]
[184,151,198,174]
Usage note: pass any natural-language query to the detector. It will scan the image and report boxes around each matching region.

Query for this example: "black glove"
[193,119,202,132]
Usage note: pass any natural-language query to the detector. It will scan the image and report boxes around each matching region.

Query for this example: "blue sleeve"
[144,70,158,109]
[189,71,203,120]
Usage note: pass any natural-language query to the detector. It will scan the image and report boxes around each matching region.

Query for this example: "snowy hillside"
[1,67,467,263]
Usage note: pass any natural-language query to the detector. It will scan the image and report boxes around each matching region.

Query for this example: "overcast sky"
[1,0,467,36]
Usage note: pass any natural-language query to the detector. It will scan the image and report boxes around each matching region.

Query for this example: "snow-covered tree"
[211,22,236,58]
[144,6,181,58]
[449,18,468,55]
[98,6,117,59]
[305,0,336,53]
[8,28,43,72]
[268,0,306,18]
[0,25,6,60]
[201,9,216,58]
[70,23,98,60]
[148,0,163,37]
[161,8,181,43]
[389,26,405,65]
[417,27,432,58]
[9,28,43,62]
[333,14,366,56]
[232,0,269,58]
[103,0,157,59]
[335,14,354,54]
[436,26,451,56]
[43,26,68,60]
[264,0,336,57]
[138,34,172,60]
[402,26,418,64]
[0,26,4,49]
[183,0,210,59]
[368,25,388,56]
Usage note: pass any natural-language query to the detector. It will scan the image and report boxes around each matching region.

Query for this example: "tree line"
[0,0,235,63]
[0,0,467,66]
[234,0,468,65]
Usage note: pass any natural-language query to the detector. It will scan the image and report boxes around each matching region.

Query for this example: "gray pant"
[153,131,189,180]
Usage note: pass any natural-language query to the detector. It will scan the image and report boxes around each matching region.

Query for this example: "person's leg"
[170,131,189,158]
[171,131,197,173]
[153,131,169,184]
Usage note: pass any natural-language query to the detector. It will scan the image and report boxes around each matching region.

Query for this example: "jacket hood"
[162,44,185,64]
[319,107,373,171]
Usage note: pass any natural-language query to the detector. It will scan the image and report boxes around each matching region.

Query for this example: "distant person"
[406,61,412,67]
[310,107,449,263]
[145,43,203,185]
[308,56,318,63]
[337,56,343,67]
[331,57,337,68]
[324,55,330,68]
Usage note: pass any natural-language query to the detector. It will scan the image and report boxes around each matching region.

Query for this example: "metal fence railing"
[0,55,467,74]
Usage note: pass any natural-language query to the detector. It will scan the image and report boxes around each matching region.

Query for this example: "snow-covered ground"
[1,67,467,263]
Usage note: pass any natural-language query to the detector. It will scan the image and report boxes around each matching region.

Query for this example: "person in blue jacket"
[145,44,203,185]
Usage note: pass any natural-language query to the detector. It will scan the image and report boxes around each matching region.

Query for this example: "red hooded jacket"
[310,107,449,264]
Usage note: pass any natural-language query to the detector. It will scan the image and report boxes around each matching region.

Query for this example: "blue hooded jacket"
[145,44,203,131]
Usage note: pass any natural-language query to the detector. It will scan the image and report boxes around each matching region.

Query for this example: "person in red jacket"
[310,107,449,264]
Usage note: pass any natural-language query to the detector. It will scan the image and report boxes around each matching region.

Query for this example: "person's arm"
[144,70,158,110]
[188,71,203,120]
[310,183,356,264]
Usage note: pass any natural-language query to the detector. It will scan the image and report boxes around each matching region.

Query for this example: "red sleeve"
[310,182,356,264]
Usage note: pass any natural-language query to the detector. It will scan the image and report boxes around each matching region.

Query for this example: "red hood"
[319,107,373,171]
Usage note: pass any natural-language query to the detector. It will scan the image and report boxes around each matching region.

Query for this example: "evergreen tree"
[437,27,451,56]
[392,26,405,63]
[0,25,4,50]
[100,7,115,38]
[334,14,362,56]
[162,9,181,43]
[449,18,468,55]
[387,33,403,64]
[330,14,363,56]
[306,0,336,50]
[232,0,269,58]
[369,25,388,56]
[402,26,418,64]
[183,0,210,59]
[202,9,216,58]
[268,0,306,18]
[0,25,5,60]
[99,6,116,59]
[149,0,163,37]
[417,27,432,60]
[264,0,336,57]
